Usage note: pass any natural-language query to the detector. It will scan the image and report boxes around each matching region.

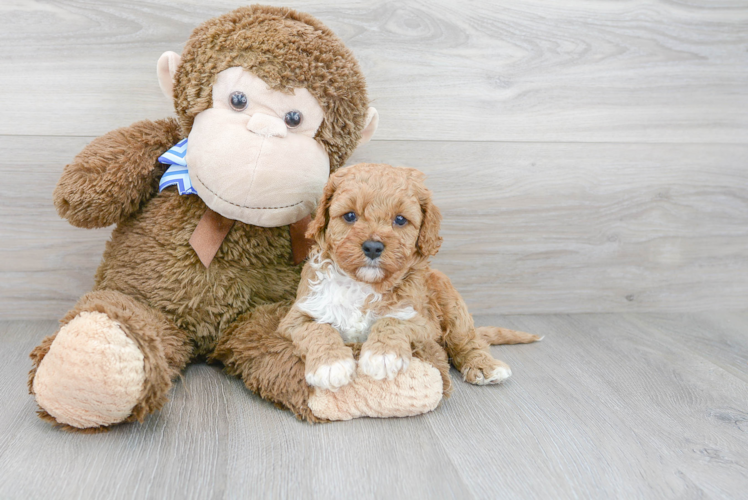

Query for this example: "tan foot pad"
[33,311,146,429]
[308,358,443,421]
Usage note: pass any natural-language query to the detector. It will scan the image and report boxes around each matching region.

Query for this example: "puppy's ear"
[415,181,443,257]
[306,172,341,245]
[403,167,426,183]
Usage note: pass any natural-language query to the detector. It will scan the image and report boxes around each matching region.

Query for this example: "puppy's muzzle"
[362,240,384,260]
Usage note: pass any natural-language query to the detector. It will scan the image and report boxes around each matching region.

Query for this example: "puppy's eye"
[394,215,408,226]
[342,212,357,223]
[284,110,302,128]
[229,91,248,111]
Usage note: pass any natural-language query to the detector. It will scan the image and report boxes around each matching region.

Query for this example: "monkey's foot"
[32,311,146,429]
[307,358,442,420]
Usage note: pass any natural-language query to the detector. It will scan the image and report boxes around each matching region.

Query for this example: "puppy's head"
[307,163,442,288]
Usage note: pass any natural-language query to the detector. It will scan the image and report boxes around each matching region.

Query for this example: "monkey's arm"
[53,118,182,228]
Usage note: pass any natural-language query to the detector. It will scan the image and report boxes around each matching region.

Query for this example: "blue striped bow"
[158,138,197,195]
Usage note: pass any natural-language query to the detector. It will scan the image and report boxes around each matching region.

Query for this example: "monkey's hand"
[53,118,182,228]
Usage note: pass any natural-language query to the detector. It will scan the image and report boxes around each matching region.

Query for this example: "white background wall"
[1,0,746,318]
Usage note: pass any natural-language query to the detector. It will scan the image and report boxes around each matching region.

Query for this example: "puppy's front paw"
[306,358,357,391]
[462,358,512,385]
[358,350,410,380]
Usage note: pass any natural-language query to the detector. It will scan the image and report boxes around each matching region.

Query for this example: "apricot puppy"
[279,163,540,391]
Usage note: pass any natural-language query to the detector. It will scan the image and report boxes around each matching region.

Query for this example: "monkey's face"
[186,67,330,227]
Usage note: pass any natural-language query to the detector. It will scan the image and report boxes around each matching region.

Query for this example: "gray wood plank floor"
[2,313,747,499]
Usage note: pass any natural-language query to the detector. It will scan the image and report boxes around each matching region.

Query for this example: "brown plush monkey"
[27,5,448,431]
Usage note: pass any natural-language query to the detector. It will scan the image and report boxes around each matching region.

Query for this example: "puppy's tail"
[476,326,542,345]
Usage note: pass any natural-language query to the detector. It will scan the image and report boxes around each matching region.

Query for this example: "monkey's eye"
[229,91,248,111]
[394,215,408,227]
[284,110,302,128]
[342,212,357,223]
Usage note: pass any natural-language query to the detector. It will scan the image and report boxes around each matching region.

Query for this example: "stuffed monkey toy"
[28,5,449,432]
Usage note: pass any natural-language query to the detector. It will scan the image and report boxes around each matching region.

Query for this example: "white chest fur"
[297,255,416,343]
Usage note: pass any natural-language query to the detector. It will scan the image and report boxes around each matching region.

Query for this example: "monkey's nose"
[362,240,385,260]
[247,113,288,138]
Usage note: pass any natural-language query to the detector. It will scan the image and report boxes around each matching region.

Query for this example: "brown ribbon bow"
[189,209,313,267]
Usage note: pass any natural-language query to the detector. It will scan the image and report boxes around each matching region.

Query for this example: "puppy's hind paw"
[462,360,512,385]
[306,358,357,391]
[358,350,410,380]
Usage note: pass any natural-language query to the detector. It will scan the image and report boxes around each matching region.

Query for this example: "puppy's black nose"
[362,240,384,260]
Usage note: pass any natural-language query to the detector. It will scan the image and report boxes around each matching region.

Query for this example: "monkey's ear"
[359,107,379,145]
[306,174,340,246]
[416,183,443,258]
[157,51,182,101]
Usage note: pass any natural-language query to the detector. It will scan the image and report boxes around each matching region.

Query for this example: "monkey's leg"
[212,303,446,422]
[29,290,192,432]
[311,338,451,421]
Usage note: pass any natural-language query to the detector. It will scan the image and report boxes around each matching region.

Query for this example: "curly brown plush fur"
[29,5,457,431]
[28,6,386,431]
[33,133,306,430]
[54,118,181,229]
